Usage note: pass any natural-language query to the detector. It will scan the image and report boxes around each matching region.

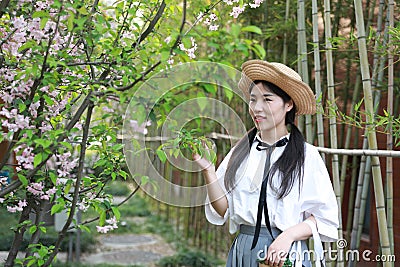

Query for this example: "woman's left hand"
[264,231,294,267]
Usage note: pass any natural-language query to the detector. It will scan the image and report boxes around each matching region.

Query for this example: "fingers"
[265,250,286,267]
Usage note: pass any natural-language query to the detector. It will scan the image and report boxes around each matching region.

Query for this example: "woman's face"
[249,82,293,138]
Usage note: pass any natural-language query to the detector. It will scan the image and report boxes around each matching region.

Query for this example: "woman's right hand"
[193,153,215,173]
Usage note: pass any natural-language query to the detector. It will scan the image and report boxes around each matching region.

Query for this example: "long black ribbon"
[251,137,288,250]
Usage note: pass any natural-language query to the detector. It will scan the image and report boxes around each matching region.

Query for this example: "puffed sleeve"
[300,144,339,242]
[204,149,233,225]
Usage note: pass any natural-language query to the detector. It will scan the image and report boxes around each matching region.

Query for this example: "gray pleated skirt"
[226,225,311,267]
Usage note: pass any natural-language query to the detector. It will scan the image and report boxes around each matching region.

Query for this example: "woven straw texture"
[238,60,316,115]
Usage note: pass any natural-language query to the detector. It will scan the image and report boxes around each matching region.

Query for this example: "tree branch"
[133,0,166,48]
[0,0,10,19]
[43,101,94,267]
[4,204,32,267]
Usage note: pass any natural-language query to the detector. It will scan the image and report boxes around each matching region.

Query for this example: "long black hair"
[224,81,305,199]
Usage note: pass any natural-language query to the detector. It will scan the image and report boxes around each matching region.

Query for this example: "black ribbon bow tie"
[251,137,289,250]
[256,137,289,151]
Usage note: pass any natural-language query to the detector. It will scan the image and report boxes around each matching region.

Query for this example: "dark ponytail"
[224,81,305,199]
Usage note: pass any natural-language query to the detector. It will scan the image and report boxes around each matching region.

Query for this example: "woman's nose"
[253,100,263,111]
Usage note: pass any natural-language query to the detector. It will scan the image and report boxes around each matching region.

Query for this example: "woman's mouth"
[254,116,266,123]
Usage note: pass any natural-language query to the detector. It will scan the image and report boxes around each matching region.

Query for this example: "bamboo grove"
[145,0,399,266]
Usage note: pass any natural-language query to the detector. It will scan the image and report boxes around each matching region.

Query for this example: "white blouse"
[205,135,339,242]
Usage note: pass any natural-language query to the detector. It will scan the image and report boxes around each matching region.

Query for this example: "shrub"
[157,249,221,267]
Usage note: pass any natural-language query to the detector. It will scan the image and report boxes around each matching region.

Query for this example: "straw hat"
[238,60,316,115]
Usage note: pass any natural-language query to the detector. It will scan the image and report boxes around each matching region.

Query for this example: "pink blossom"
[13,31,26,43]
[102,106,114,113]
[230,6,246,18]
[7,206,18,213]
[27,182,44,195]
[196,12,204,22]
[209,14,218,21]
[40,194,50,200]
[209,25,219,31]
[39,121,52,133]
[167,57,174,65]
[78,201,89,212]
[36,1,48,10]
[178,43,186,51]
[96,225,112,234]
[164,36,171,44]
[223,0,239,5]
[0,198,4,203]
[250,0,264,8]
[16,146,35,170]
[46,187,57,196]
[1,93,14,104]
[12,16,27,29]
[18,199,27,208]
[203,18,211,26]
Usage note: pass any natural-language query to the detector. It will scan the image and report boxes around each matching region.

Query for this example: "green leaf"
[196,97,208,112]
[252,44,266,59]
[51,203,64,215]
[156,149,167,163]
[17,40,36,52]
[141,175,149,185]
[32,10,50,18]
[43,95,54,106]
[33,153,42,168]
[60,141,72,150]
[111,206,121,220]
[40,17,49,30]
[64,183,72,195]
[19,103,27,112]
[49,172,57,185]
[224,88,234,101]
[77,6,89,15]
[99,211,106,226]
[29,225,37,234]
[230,24,241,38]
[241,25,263,35]
[67,11,75,31]
[18,174,28,186]
[203,84,217,94]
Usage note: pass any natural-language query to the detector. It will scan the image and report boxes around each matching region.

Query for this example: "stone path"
[0,232,175,267]
[82,233,175,266]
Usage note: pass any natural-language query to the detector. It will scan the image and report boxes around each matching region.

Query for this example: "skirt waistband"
[239,224,282,237]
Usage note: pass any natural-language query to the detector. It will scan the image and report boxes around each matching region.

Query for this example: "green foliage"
[104,181,131,197]
[156,129,217,165]
[156,248,222,267]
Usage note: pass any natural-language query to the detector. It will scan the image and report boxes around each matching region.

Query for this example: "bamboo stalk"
[297,0,313,143]
[340,72,361,200]
[311,0,325,160]
[353,1,392,265]
[348,138,369,267]
[282,0,290,64]
[318,147,400,157]
[356,155,371,249]
[386,0,395,255]
[323,0,344,265]
[345,130,360,242]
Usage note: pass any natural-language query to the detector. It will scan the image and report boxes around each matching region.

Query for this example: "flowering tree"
[0,0,264,266]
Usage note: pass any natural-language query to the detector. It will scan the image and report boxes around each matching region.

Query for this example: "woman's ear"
[286,100,294,112]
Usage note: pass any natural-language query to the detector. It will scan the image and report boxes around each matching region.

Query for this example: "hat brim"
[238,60,316,115]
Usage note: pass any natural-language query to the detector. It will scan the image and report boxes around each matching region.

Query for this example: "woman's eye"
[264,98,271,102]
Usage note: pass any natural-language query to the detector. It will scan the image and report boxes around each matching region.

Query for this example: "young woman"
[194,60,339,267]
